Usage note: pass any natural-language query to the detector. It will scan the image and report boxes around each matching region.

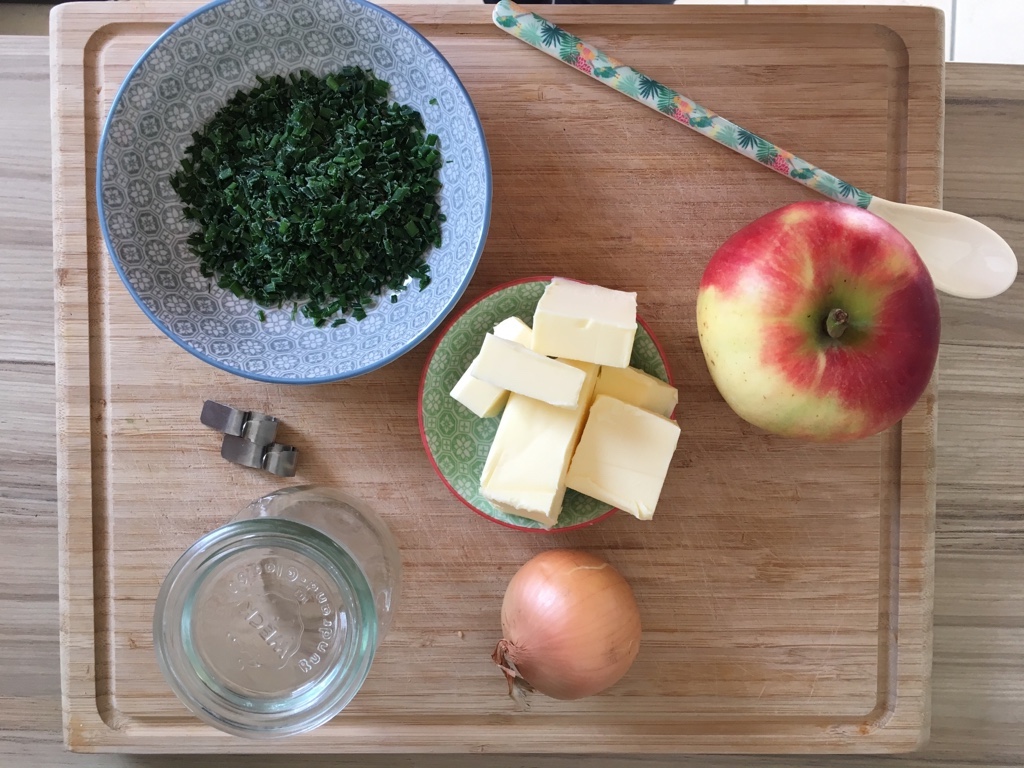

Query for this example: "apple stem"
[826,308,849,340]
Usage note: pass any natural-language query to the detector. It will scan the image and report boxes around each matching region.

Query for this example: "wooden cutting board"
[52,1,942,754]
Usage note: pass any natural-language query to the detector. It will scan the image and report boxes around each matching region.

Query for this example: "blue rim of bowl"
[96,0,492,385]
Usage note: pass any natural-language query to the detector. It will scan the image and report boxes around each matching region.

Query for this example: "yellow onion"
[492,549,642,701]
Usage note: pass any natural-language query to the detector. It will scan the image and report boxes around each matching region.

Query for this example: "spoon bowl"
[866,197,1018,299]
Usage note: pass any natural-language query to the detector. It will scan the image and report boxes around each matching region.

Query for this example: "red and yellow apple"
[696,200,940,442]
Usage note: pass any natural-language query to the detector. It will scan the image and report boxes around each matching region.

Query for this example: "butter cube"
[565,395,680,521]
[481,360,599,527]
[449,371,507,419]
[492,316,532,347]
[469,334,585,408]
[532,277,637,368]
[450,317,534,418]
[595,366,678,418]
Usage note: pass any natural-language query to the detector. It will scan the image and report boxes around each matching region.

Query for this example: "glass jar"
[153,485,401,738]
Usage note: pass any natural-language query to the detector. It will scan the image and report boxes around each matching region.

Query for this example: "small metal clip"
[241,411,278,446]
[220,434,266,469]
[202,400,298,477]
[263,444,298,478]
[200,400,247,436]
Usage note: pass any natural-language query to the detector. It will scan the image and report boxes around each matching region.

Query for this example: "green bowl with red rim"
[417,276,673,532]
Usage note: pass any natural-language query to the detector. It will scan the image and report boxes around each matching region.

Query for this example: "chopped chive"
[168,68,442,327]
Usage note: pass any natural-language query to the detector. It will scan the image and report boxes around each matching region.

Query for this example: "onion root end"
[492,639,534,710]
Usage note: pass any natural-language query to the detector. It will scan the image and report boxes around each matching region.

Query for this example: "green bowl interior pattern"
[420,279,670,531]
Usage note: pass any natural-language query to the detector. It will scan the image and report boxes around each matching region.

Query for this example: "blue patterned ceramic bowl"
[98,0,490,383]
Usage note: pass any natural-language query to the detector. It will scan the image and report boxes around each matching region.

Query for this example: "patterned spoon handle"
[493,0,873,208]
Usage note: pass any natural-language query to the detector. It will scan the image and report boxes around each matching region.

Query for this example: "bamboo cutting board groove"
[52,1,942,754]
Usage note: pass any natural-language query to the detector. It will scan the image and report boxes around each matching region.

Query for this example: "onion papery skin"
[493,549,642,701]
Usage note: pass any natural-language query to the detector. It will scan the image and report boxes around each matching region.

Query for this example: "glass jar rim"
[153,517,378,738]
